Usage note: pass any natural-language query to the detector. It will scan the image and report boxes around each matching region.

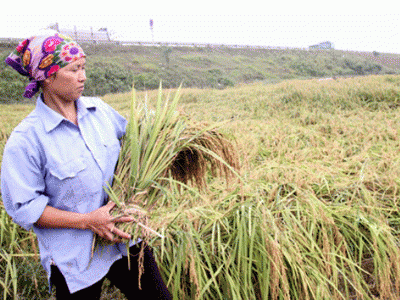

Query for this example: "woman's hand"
[35,202,134,243]
[84,202,134,243]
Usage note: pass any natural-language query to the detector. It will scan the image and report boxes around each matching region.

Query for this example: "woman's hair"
[38,72,57,90]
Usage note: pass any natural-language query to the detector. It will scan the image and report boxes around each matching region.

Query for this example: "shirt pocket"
[49,158,86,180]
[46,157,101,212]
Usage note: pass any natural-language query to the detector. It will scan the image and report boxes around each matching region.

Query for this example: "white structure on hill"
[47,23,111,43]
[309,41,334,50]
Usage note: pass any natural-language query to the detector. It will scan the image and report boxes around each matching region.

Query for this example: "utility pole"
[150,19,154,42]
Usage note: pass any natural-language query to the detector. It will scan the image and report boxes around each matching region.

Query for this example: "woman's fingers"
[111,225,131,240]
[91,223,131,242]
[104,201,116,210]
[111,215,135,223]
[86,202,134,242]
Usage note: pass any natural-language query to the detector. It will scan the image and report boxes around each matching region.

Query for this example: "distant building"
[47,23,111,43]
[309,41,334,50]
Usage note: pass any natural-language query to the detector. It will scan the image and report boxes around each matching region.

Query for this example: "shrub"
[0,54,29,103]
[132,72,161,91]
[84,61,134,96]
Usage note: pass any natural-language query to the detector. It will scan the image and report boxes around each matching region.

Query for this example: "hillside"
[1,41,400,102]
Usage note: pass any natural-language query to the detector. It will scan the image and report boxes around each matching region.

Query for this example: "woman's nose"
[79,70,86,82]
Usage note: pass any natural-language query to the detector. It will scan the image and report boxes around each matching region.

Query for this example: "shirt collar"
[36,95,97,133]
[76,97,96,120]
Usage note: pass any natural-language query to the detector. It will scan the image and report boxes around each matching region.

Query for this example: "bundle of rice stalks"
[100,85,240,247]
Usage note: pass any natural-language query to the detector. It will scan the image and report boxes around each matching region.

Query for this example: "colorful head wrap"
[5,33,85,98]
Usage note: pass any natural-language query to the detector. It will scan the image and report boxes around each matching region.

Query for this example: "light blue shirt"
[1,95,128,293]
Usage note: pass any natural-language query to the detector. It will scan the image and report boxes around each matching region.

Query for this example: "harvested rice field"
[2,75,400,299]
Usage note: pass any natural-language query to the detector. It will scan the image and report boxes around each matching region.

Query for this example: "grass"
[1,74,400,299]
[2,42,400,103]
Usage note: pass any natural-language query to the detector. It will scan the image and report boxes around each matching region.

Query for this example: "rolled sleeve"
[1,139,49,230]
[12,195,48,231]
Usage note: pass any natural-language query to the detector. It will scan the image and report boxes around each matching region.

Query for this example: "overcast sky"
[1,0,399,53]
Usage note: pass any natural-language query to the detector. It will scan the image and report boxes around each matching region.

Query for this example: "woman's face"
[44,57,86,102]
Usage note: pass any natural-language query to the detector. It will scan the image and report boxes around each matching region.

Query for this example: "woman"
[1,32,172,299]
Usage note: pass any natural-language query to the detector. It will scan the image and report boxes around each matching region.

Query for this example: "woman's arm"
[35,202,133,242]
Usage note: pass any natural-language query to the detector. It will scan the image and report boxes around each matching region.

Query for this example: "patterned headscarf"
[5,33,85,98]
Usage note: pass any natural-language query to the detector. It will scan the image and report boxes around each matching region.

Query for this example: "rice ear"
[167,128,240,188]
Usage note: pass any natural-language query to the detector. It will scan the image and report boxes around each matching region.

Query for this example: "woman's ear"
[41,73,56,89]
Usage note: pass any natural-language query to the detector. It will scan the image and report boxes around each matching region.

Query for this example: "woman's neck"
[42,92,78,126]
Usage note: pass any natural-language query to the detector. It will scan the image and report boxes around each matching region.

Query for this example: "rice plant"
[0,198,45,299]
[0,203,42,299]
[0,208,18,299]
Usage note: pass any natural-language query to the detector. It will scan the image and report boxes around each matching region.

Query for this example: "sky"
[1,0,399,53]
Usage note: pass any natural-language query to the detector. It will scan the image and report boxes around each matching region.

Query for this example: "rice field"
[2,74,400,299]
